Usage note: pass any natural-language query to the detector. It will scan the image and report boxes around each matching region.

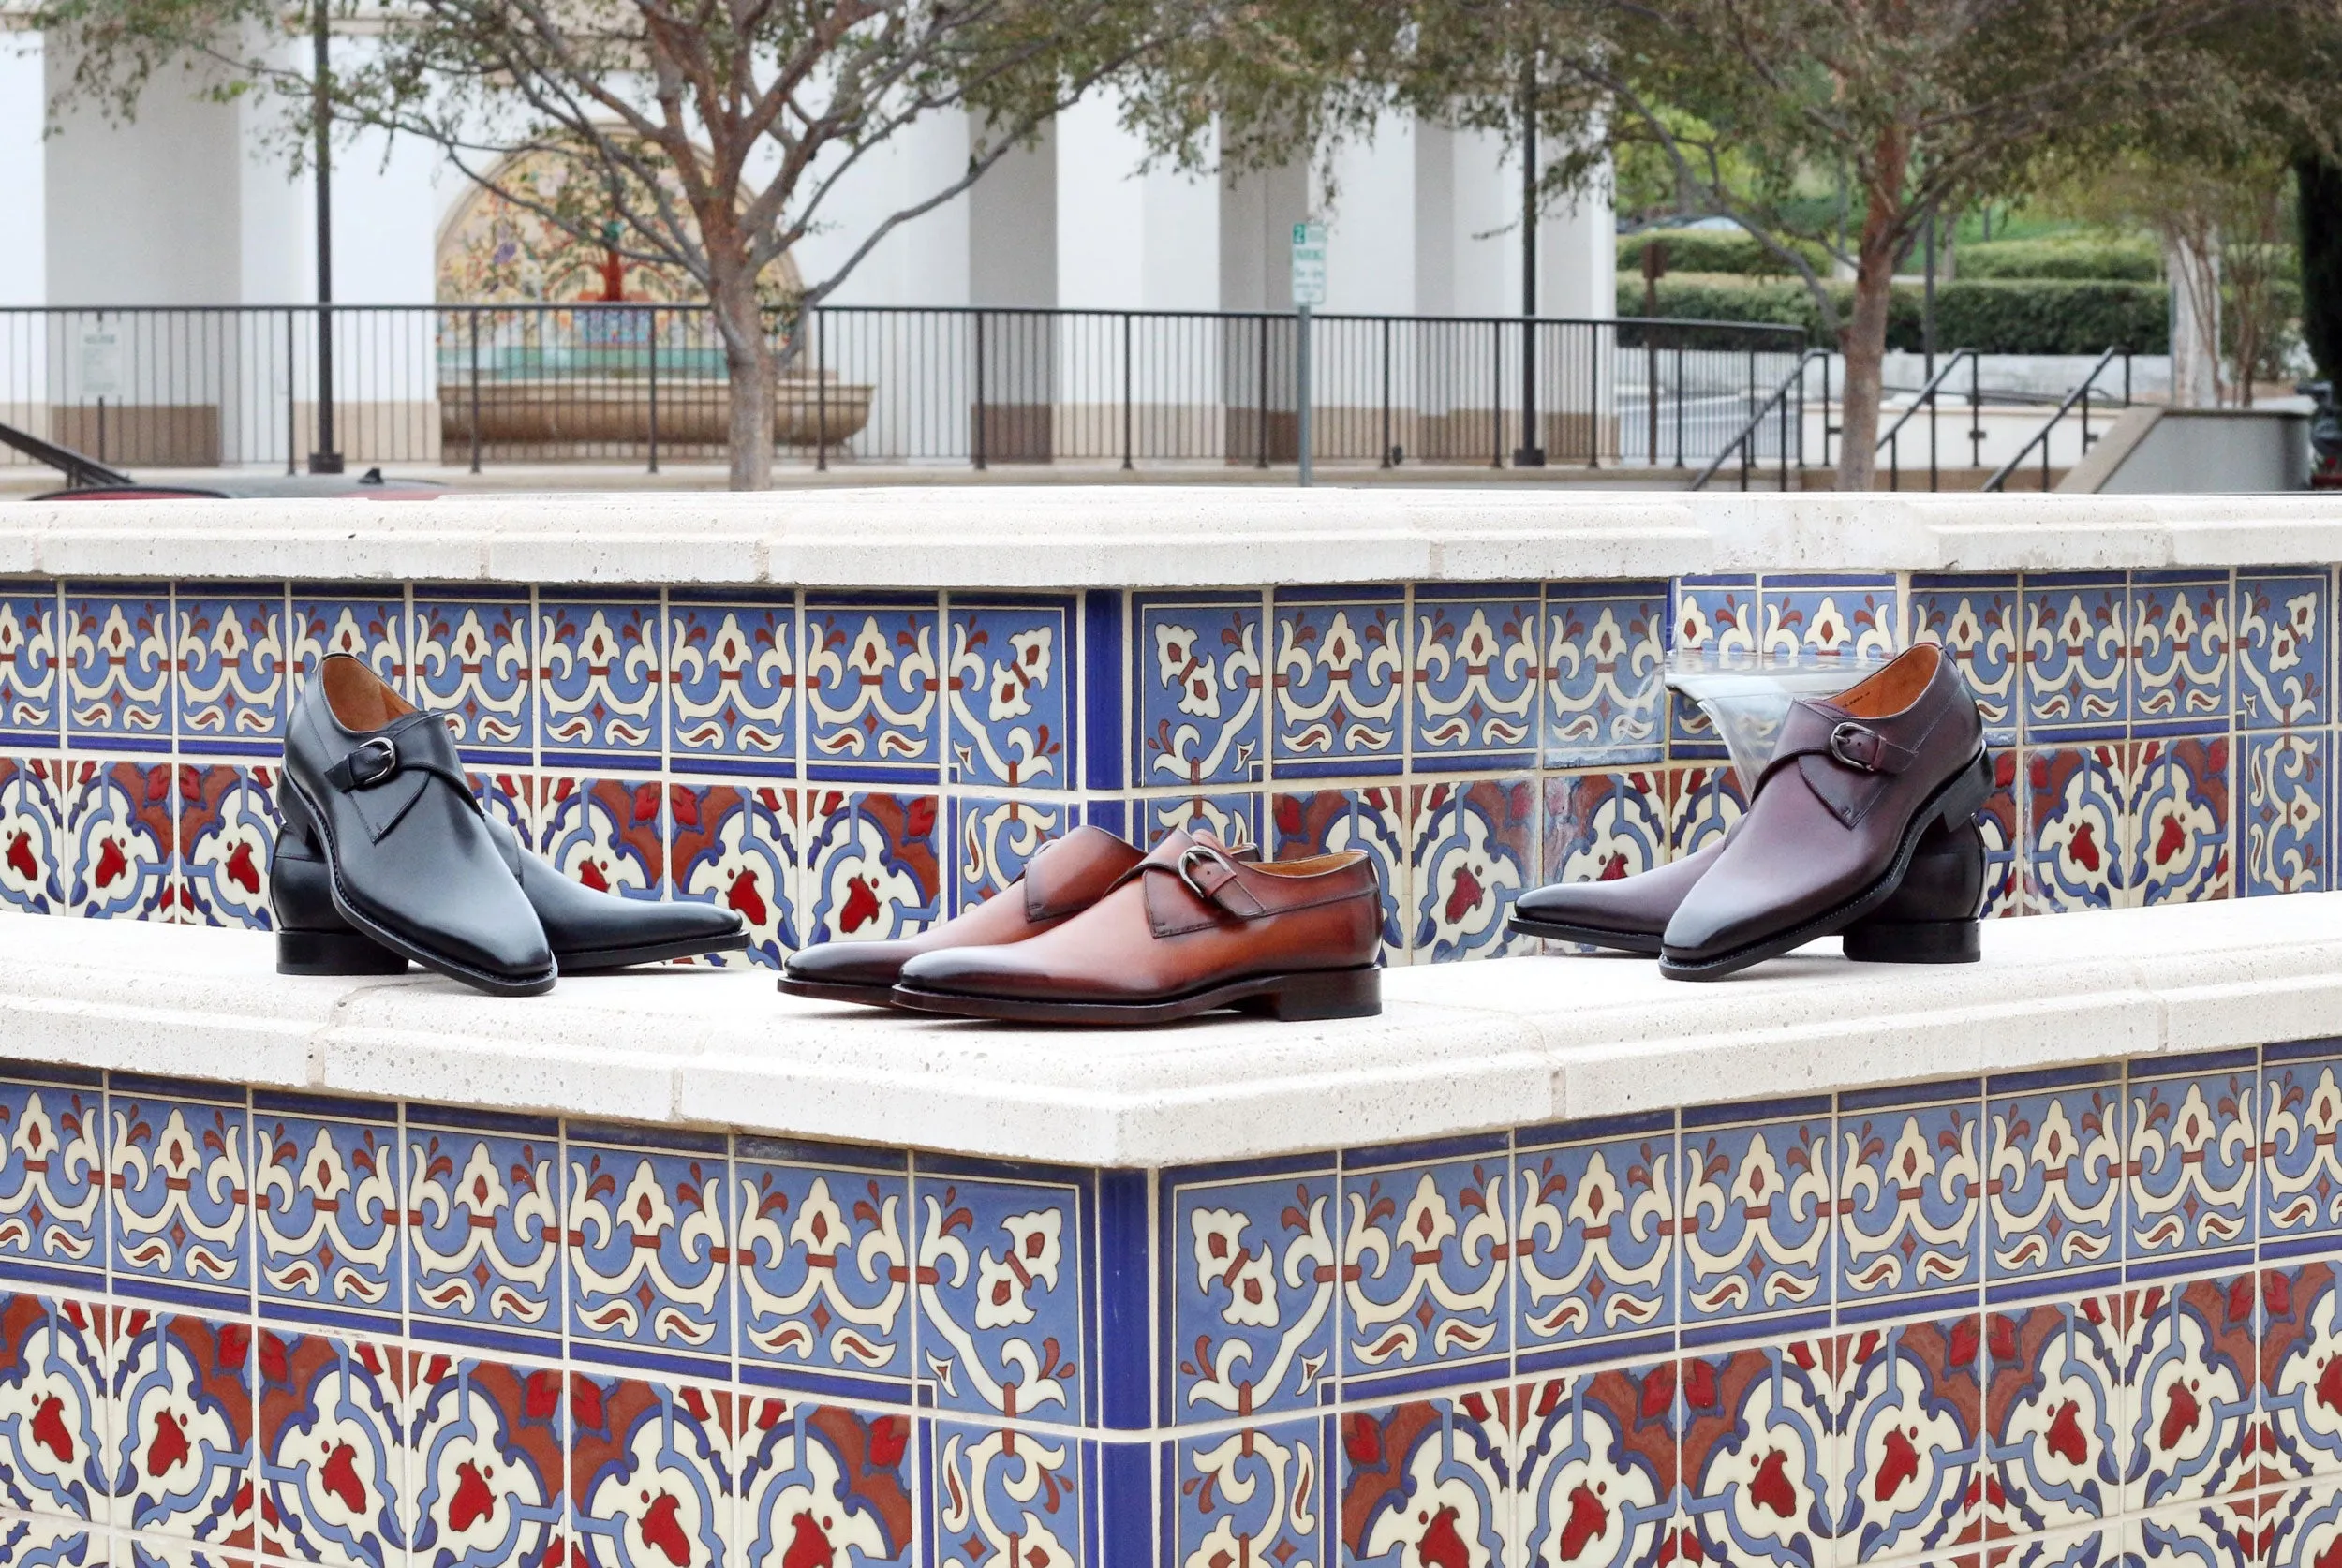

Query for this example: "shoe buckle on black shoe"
[344,735,400,789]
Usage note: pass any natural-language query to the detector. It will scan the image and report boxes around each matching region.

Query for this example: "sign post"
[1290,221,1327,487]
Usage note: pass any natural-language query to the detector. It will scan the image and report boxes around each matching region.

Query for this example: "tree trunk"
[1834,133,1907,493]
[712,267,775,490]
[2295,155,2342,383]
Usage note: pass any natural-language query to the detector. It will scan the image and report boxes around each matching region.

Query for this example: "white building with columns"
[0,24,1618,468]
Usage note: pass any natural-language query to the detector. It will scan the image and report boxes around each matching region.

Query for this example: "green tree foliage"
[1960,238,2165,281]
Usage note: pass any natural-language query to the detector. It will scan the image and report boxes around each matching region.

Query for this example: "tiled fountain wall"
[4,1040,2342,1566]
[0,566,2324,964]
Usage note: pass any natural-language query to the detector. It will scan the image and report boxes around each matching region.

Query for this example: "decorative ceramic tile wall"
[4,1039,2342,1565]
[0,567,2327,963]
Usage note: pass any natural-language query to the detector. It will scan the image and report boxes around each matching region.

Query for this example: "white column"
[0,35,46,307]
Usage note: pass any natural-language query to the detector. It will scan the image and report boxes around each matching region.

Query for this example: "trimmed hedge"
[1620,274,2169,354]
[1959,237,2162,281]
[1616,228,1830,278]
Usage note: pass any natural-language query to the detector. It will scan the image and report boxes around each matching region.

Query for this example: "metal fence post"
[1255,317,1269,469]
[1586,320,1600,468]
[646,307,660,475]
[467,307,482,474]
[972,310,987,470]
[285,308,298,475]
[1121,312,1134,470]
[1380,317,1394,466]
[1673,340,1685,466]
[815,307,829,472]
[1491,319,1503,468]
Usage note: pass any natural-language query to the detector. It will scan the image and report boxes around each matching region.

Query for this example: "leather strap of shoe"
[323,713,482,810]
[1751,701,1922,791]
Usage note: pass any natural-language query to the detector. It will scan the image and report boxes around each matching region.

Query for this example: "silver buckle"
[348,736,399,787]
[1829,721,1879,772]
[1176,844,1227,901]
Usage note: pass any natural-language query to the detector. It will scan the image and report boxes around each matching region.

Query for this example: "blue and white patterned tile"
[2122,1274,2257,1510]
[2265,1041,2342,1249]
[2027,746,2126,913]
[253,1095,402,1324]
[796,791,940,947]
[2237,574,2327,731]
[403,1110,562,1346]
[289,590,408,698]
[66,759,177,923]
[106,1310,254,1546]
[1267,787,1405,960]
[1758,573,1901,660]
[567,1127,731,1363]
[1679,1339,1839,1568]
[411,594,532,755]
[408,1352,563,1568]
[1979,748,2024,919]
[1177,1417,1326,1568]
[1339,1390,1509,1568]
[0,587,60,743]
[1666,764,1746,863]
[535,777,665,901]
[947,796,1065,917]
[1516,1363,1680,1568]
[1134,595,1267,789]
[1986,1297,2125,1539]
[171,588,285,753]
[927,1417,1082,1568]
[2127,737,2231,907]
[0,1069,105,1285]
[2260,1262,2342,1485]
[734,1396,913,1568]
[1411,586,1539,769]
[2023,575,2128,741]
[802,599,941,779]
[946,599,1072,790]
[665,595,795,771]
[2244,732,2328,896]
[255,1328,411,1567]
[2131,573,2231,738]
[0,754,68,916]
[1986,1065,2126,1295]
[1832,1314,1983,1561]
[667,782,795,965]
[64,589,171,747]
[1836,1080,1983,1313]
[0,1294,109,1522]
[107,1079,248,1305]
[735,1142,912,1392]
[1912,573,2022,747]
[565,1371,733,1568]
[1167,1161,1338,1425]
[2127,1053,2257,1265]
[537,597,662,759]
[2271,1480,2342,1568]
[1546,583,1668,768]
[1340,1140,1510,1386]
[1267,589,1404,776]
[173,764,276,932]
[913,1164,1085,1423]
[1144,791,1260,851]
[1669,575,1757,753]
[1679,1099,1833,1337]
[1515,1114,1678,1360]
[1407,777,1535,962]
[1538,770,1668,894]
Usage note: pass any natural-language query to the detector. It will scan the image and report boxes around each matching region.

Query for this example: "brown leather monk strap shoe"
[778,824,1143,1006]
[890,830,1384,1025]
[1660,643,1989,981]
[1509,817,1987,963]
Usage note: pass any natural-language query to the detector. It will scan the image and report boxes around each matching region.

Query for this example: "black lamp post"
[1514,54,1546,467]
[307,0,343,475]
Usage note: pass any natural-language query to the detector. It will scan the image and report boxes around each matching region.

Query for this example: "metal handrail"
[1983,348,2133,493]
[1876,348,1981,492]
[0,417,134,488]
[1690,348,1831,492]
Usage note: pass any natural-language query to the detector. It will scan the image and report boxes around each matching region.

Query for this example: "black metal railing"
[0,304,1806,474]
[1984,348,2135,493]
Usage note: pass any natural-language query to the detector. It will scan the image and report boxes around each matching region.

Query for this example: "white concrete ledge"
[0,895,2335,1165]
[6,489,2342,587]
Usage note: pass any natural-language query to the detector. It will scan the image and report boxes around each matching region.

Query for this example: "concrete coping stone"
[0,893,2332,1167]
[7,488,2342,586]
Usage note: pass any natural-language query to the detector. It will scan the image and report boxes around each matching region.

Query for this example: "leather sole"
[277,928,410,977]
[560,932,754,972]
[284,774,559,998]
[1659,750,1994,983]
[777,975,899,1007]
[889,964,1383,1026]
[1503,915,1664,954]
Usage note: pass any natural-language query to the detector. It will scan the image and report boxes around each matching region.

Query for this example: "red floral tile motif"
[2127,737,2231,906]
[668,783,796,964]
[66,760,174,921]
[538,777,665,899]
[1516,1366,1679,1568]
[1409,778,1535,962]
[0,754,68,914]
[108,1310,254,1547]
[736,1398,912,1568]
[1836,1316,1983,1562]
[1680,1340,1839,1568]
[1341,1395,1508,1568]
[0,1294,107,1521]
[2263,1263,2342,1485]
[2122,1277,2257,1512]
[567,1374,734,1568]
[256,1332,410,1567]
[799,791,940,947]
[1986,1299,2123,1540]
[176,765,277,931]
[408,1354,562,1568]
